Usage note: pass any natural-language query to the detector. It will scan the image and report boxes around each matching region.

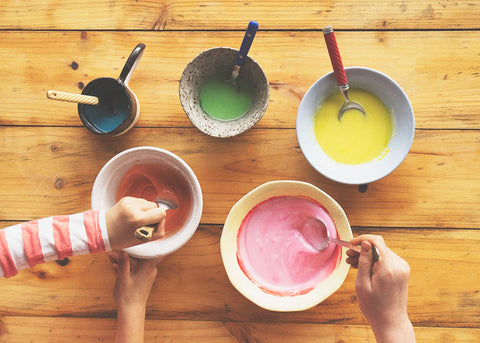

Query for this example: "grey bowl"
[179,47,270,138]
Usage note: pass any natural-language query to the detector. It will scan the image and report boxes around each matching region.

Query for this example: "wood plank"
[0,227,479,328]
[0,127,479,229]
[0,31,479,130]
[0,0,479,30]
[1,316,479,343]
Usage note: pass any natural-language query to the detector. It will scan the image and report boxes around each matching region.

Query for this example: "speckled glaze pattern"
[179,47,270,138]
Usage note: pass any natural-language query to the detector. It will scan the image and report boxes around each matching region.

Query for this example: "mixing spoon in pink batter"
[301,218,379,261]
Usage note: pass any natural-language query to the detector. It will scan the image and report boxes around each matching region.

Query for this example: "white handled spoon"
[135,199,178,242]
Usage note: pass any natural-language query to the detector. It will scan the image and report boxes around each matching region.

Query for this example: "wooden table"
[1,1,479,341]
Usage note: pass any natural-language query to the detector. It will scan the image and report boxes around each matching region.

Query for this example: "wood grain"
[0,0,478,30]
[1,316,479,343]
[0,227,478,328]
[1,0,479,340]
[0,31,479,130]
[0,127,479,229]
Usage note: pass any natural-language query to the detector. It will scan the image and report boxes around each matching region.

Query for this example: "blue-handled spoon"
[225,20,258,91]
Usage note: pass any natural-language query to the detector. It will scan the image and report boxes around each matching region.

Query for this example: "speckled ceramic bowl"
[220,180,351,312]
[179,47,269,138]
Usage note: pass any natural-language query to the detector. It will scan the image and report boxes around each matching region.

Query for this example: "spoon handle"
[331,237,360,252]
[135,224,155,242]
[235,20,258,67]
[331,238,380,262]
[133,200,175,242]
[322,25,348,90]
[46,90,99,105]
[119,43,146,85]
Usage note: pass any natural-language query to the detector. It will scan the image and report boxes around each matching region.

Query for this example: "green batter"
[200,72,252,121]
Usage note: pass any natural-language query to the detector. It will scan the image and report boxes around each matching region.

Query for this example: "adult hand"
[106,197,166,250]
[346,234,415,343]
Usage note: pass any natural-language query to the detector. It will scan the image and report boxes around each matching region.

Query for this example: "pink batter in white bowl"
[221,180,351,312]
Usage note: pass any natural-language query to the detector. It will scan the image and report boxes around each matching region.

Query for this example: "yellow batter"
[314,88,393,165]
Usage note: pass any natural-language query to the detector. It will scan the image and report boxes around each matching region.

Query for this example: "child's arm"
[109,251,163,343]
[346,234,416,343]
[0,197,165,278]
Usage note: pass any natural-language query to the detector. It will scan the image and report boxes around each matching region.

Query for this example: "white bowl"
[296,67,415,184]
[91,146,203,258]
[221,180,351,312]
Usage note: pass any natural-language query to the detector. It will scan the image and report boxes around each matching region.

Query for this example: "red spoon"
[323,25,366,121]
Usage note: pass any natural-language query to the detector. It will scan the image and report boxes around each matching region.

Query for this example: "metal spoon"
[301,218,379,261]
[322,25,366,121]
[135,199,178,242]
[224,20,258,91]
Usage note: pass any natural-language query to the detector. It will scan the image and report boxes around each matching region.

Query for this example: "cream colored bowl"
[220,180,351,311]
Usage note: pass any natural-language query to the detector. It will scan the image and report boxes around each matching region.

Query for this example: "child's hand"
[109,251,163,343]
[346,234,415,343]
[106,197,166,250]
[109,251,163,309]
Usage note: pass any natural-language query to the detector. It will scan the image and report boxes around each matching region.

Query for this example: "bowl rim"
[296,66,415,185]
[220,180,351,312]
[91,146,203,258]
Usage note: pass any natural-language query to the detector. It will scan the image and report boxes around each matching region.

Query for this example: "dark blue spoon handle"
[235,21,258,67]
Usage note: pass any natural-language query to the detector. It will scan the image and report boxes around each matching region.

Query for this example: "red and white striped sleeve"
[0,210,111,278]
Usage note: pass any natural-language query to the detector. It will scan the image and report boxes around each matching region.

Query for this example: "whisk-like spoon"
[323,26,366,121]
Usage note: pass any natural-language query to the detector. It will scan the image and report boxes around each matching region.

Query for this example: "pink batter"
[115,164,192,237]
[236,196,341,296]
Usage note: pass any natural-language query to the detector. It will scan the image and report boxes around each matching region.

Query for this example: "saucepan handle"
[119,43,146,85]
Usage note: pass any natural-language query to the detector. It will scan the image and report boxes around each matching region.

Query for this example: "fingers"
[151,219,167,240]
[350,234,385,249]
[350,234,387,265]
[110,250,164,273]
[346,248,359,268]
[137,207,167,231]
[347,234,385,269]
[118,251,131,279]
[346,257,358,269]
[355,241,374,293]
[346,249,360,257]
[109,251,120,263]
[118,196,159,211]
[108,252,120,273]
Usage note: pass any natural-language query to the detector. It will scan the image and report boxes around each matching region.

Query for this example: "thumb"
[356,241,373,291]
